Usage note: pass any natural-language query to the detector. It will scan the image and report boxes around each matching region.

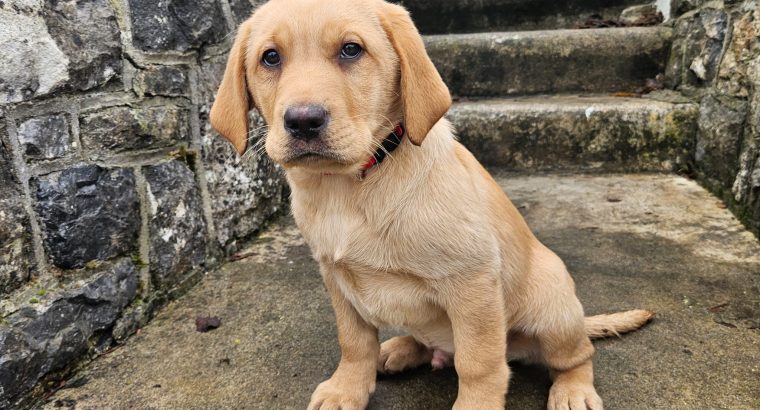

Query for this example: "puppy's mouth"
[286,151,343,164]
[282,145,349,167]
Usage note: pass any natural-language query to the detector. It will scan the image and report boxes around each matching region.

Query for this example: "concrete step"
[401,0,645,33]
[448,95,698,171]
[425,27,672,97]
[42,175,760,409]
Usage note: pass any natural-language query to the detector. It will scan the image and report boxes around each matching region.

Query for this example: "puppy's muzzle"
[282,104,343,164]
[284,104,330,141]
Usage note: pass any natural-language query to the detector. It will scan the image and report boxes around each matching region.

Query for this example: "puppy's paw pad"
[548,384,603,410]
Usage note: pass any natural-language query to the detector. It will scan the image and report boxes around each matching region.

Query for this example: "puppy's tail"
[585,309,655,339]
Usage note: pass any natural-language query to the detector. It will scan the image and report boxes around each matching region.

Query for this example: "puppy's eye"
[262,49,281,67]
[340,43,363,60]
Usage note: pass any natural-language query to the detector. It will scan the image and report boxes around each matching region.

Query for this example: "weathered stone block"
[741,63,760,234]
[716,6,760,97]
[111,299,155,343]
[133,66,189,97]
[0,127,33,296]
[41,0,122,92]
[79,106,190,159]
[732,143,757,203]
[201,111,284,251]
[17,114,73,161]
[671,0,711,17]
[196,52,228,103]
[0,198,29,296]
[0,0,121,104]
[667,7,728,89]
[696,95,748,188]
[0,123,13,187]
[0,259,138,409]
[144,160,207,289]
[0,2,69,103]
[33,165,140,269]
[129,0,228,52]
[748,154,760,233]
[229,0,263,23]
[732,140,759,236]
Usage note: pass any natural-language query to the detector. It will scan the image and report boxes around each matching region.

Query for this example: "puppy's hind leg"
[546,357,602,410]
[377,335,434,374]
[529,249,604,410]
[540,306,603,410]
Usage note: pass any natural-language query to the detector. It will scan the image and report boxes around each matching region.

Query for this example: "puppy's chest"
[333,265,441,328]
[298,213,439,327]
[293,188,399,267]
[291,182,443,327]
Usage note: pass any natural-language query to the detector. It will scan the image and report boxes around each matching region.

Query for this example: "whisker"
[347,113,397,131]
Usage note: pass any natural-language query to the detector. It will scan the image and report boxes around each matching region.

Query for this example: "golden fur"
[210,1,653,409]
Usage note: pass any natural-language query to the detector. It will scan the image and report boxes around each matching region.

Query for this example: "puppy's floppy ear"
[378,3,452,146]
[210,20,254,155]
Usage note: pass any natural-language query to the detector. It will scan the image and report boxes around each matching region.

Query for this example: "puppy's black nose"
[284,105,329,141]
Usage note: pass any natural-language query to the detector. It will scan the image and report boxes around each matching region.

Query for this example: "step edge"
[449,96,699,113]
[423,26,673,42]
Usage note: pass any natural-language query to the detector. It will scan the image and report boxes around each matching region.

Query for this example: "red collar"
[360,124,404,178]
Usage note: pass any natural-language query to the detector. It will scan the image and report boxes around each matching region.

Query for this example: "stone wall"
[666,0,760,236]
[0,0,283,407]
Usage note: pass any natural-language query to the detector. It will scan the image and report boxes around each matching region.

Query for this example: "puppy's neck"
[285,119,454,198]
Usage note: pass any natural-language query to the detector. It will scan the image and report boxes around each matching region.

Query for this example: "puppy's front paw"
[547,382,603,410]
[307,377,373,410]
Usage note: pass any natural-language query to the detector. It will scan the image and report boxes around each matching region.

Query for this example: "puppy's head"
[209,0,451,174]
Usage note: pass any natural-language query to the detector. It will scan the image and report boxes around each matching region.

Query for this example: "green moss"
[694,172,760,240]
[660,107,698,172]
[168,146,198,173]
[29,297,40,304]
[36,288,47,297]
[130,253,147,268]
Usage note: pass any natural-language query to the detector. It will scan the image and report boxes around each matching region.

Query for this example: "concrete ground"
[42,173,760,410]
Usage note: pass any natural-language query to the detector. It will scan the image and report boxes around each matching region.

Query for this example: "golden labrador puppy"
[210,0,653,409]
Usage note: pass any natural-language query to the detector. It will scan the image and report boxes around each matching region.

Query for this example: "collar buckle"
[360,123,405,179]
[359,124,406,180]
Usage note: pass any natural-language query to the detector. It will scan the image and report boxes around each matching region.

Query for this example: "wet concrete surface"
[42,174,760,410]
